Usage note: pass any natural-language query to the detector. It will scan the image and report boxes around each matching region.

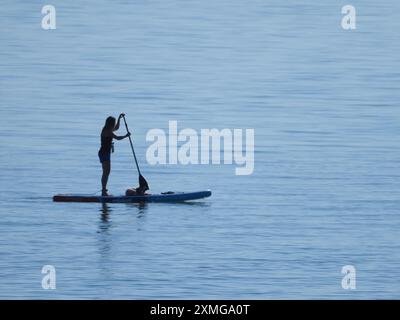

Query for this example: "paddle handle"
[122,115,141,175]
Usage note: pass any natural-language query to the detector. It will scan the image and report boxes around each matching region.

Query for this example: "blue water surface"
[0,1,399,298]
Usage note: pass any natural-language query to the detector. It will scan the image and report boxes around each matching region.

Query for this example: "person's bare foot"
[102,189,110,196]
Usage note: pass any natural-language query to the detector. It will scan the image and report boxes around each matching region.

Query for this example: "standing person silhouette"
[98,114,130,196]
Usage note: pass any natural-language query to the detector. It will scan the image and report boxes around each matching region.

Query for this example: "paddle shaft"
[122,116,141,175]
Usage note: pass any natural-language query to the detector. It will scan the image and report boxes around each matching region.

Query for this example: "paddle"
[121,115,149,193]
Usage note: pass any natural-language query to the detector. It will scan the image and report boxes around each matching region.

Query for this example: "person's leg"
[101,160,111,196]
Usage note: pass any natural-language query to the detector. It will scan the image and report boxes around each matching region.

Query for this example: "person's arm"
[113,113,125,132]
[112,132,130,140]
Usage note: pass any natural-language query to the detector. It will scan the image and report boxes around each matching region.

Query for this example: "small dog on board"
[125,186,147,196]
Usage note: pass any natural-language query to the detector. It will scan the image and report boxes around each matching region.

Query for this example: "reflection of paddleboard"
[53,190,212,203]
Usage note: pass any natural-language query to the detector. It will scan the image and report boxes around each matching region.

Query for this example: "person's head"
[104,116,116,130]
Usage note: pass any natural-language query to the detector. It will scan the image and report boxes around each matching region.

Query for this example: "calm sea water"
[1,1,400,299]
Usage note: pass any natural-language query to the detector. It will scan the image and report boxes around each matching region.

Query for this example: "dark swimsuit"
[98,135,113,163]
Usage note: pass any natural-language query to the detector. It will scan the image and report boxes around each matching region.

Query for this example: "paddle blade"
[139,174,149,192]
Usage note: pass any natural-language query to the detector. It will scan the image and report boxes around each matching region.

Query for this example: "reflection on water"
[99,203,111,233]
[97,203,113,286]
[136,202,148,217]
[1,0,400,299]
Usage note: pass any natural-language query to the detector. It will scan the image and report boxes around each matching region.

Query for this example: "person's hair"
[103,116,116,131]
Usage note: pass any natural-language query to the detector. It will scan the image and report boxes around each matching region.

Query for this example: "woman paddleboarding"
[98,114,130,196]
